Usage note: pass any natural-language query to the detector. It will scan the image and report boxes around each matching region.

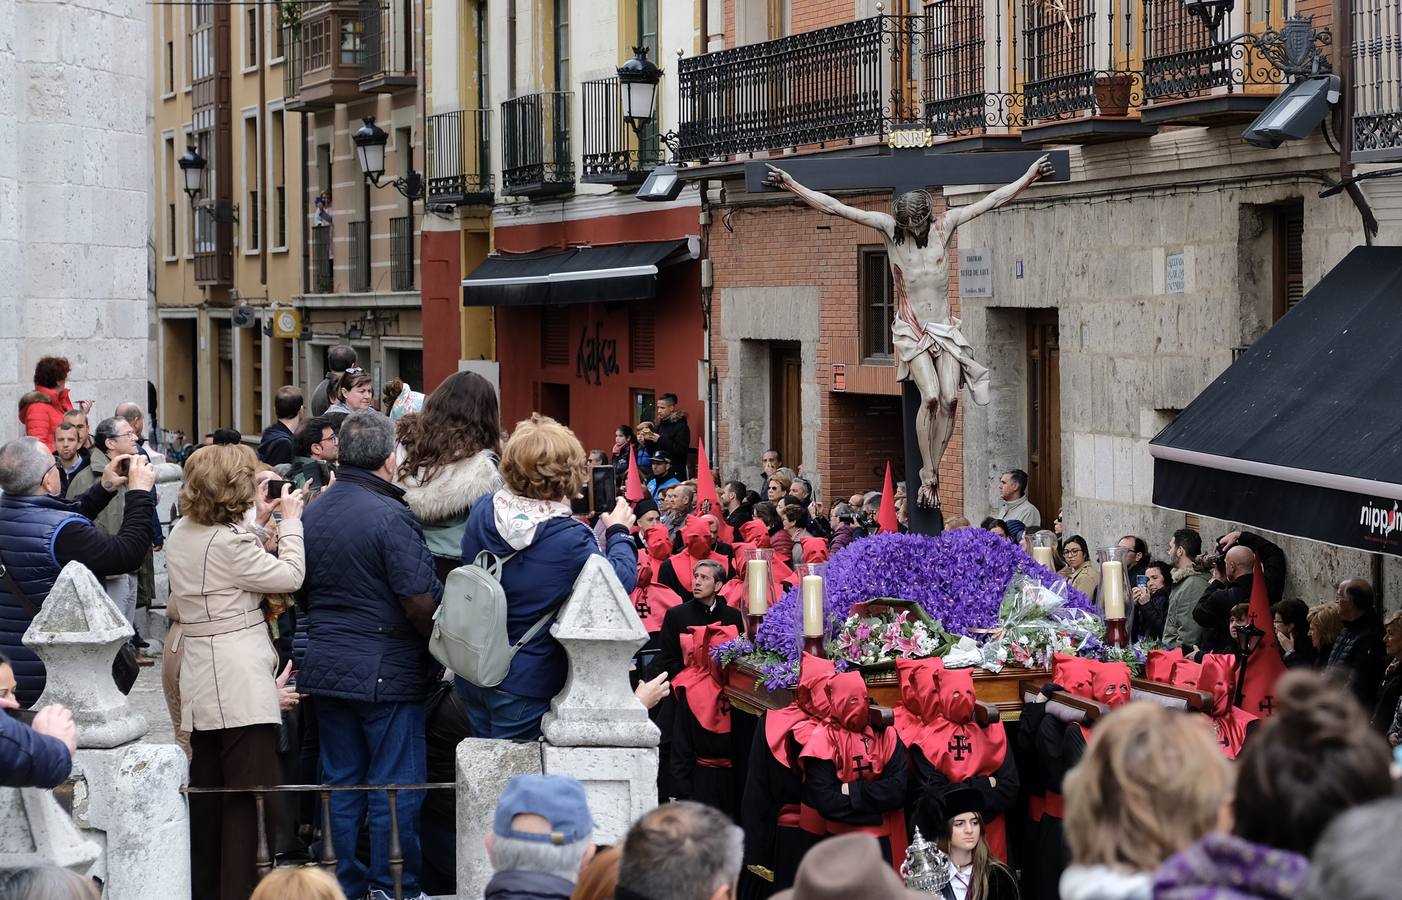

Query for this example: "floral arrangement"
[726,530,1102,688]
[831,607,952,667]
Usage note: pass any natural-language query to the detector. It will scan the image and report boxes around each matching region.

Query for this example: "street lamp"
[617,46,663,132]
[352,116,423,200]
[1183,0,1234,33]
[178,146,206,199]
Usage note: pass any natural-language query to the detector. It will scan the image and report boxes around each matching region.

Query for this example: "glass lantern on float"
[1096,545,1131,647]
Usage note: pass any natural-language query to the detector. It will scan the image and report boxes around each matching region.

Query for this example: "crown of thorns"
[893,190,934,228]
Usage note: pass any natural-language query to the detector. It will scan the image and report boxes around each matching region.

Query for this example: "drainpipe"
[699,180,717,456]
[258,0,268,287]
[1332,0,1377,244]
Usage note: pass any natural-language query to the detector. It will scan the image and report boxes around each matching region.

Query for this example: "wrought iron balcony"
[501,91,575,198]
[581,76,664,184]
[1353,0,1402,160]
[311,225,334,293]
[1019,0,1156,142]
[349,220,370,293]
[922,0,1025,139]
[390,215,414,291]
[285,1,364,110]
[425,109,493,206]
[359,0,416,92]
[676,16,900,161]
[1140,0,1282,125]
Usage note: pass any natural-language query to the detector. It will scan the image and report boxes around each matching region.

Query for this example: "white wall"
[0,0,151,441]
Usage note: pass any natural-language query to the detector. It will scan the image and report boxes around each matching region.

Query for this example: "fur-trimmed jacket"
[395,448,502,577]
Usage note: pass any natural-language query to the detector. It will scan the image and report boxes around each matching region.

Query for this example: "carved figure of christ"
[763,155,1051,510]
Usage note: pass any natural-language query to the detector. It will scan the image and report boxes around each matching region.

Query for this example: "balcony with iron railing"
[1139,0,1283,125]
[311,226,334,293]
[1017,0,1158,143]
[349,220,370,292]
[283,2,364,110]
[390,215,414,290]
[676,16,901,161]
[194,208,234,286]
[922,0,1026,146]
[581,76,665,184]
[1353,0,1402,160]
[358,0,416,93]
[425,109,493,205]
[501,92,575,197]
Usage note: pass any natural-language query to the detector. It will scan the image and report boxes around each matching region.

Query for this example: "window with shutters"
[1272,202,1304,322]
[542,308,570,367]
[629,303,655,371]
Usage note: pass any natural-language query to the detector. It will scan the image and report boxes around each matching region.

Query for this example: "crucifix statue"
[763,153,1054,516]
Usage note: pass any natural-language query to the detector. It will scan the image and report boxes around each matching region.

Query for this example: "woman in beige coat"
[164,443,305,900]
[1059,534,1102,601]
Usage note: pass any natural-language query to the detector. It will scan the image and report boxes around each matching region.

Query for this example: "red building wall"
[492,205,705,459]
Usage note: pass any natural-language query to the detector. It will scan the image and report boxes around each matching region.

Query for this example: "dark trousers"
[189,724,280,900]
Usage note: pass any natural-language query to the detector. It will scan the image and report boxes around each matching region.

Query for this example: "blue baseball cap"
[493,774,595,845]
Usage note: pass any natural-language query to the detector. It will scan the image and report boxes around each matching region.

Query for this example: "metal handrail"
[181,781,454,899]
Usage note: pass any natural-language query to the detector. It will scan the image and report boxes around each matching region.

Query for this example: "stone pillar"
[0,0,150,442]
[455,739,543,898]
[24,563,147,748]
[455,555,661,895]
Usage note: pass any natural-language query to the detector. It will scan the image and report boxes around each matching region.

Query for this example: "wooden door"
[770,343,802,473]
[1026,311,1061,524]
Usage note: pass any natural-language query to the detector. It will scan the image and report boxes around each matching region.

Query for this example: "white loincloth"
[892,316,987,407]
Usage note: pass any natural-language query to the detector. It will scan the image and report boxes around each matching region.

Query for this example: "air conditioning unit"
[231,304,256,328]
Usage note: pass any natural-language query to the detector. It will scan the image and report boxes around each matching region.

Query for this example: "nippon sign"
[959,248,994,300]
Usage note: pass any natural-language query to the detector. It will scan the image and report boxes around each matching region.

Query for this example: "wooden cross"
[948,733,973,762]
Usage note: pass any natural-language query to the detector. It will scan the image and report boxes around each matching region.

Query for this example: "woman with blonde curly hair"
[457,414,639,738]
[250,867,347,900]
[163,443,306,900]
[1060,702,1233,900]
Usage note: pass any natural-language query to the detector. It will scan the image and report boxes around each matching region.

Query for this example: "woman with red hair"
[19,357,84,451]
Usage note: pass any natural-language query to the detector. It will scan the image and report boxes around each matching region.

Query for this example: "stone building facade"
[1,0,150,442]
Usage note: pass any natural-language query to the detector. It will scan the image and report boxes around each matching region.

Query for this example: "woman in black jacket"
[930,788,1019,900]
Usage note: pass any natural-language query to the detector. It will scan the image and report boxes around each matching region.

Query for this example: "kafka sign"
[959,248,994,300]
[576,321,619,385]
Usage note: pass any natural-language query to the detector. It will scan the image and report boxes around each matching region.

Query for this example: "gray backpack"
[429,549,555,688]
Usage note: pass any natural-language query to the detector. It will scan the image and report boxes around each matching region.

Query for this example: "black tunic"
[906,743,1020,842]
[671,684,738,818]
[739,718,811,899]
[801,741,909,864]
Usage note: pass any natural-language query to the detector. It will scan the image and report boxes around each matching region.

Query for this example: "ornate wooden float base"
[723,662,1051,720]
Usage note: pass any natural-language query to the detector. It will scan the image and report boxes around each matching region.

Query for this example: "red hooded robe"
[798,672,909,871]
[663,516,732,594]
[633,526,684,633]
[1199,653,1259,759]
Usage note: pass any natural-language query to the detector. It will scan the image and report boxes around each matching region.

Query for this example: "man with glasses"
[0,436,155,705]
[86,416,143,629]
[291,416,339,492]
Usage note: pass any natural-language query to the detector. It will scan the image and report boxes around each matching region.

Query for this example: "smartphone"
[115,457,131,477]
[264,479,292,501]
[590,465,617,515]
[3,706,36,725]
[1135,575,1149,588]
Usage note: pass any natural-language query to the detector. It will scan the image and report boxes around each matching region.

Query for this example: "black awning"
[462,239,694,307]
[1150,245,1402,556]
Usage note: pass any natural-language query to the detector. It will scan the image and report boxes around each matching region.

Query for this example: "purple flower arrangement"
[750,530,1098,685]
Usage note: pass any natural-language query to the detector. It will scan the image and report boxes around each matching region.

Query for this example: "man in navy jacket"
[300,412,442,900]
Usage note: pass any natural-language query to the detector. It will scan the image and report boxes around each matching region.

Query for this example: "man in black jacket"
[1327,578,1387,710]
[0,437,155,705]
[647,393,691,480]
[721,481,752,531]
[1193,545,1256,655]
[257,385,303,466]
[1218,530,1287,603]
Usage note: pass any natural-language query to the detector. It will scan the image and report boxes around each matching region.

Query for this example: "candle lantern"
[1097,545,1131,647]
[1030,530,1058,571]
[800,564,828,658]
[740,547,776,640]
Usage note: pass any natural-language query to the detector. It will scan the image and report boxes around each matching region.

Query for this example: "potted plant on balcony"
[1093,71,1134,117]
[278,1,303,31]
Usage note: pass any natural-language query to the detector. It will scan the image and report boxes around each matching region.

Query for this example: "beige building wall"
[151,2,304,442]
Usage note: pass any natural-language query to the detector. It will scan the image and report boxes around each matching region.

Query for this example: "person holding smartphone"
[0,652,79,789]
